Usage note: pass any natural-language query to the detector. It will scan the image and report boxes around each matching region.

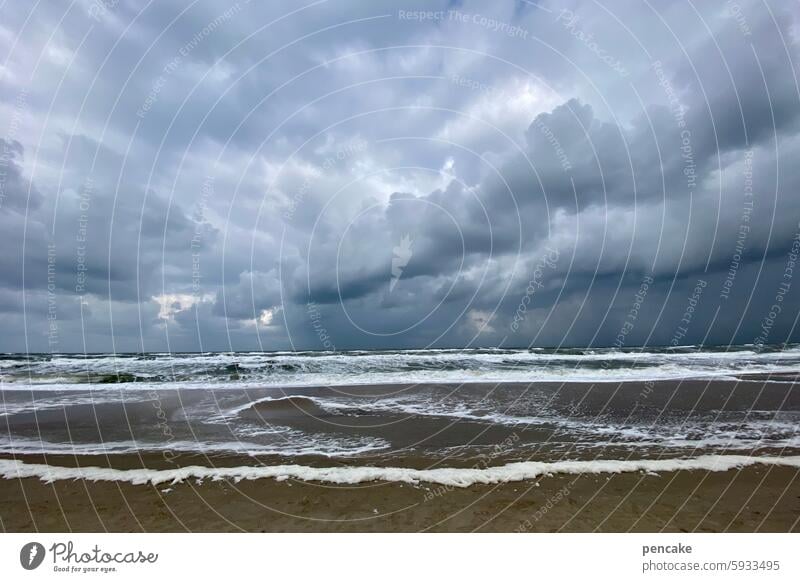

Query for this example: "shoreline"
[2,374,799,532]
[1,456,797,532]
[3,452,800,487]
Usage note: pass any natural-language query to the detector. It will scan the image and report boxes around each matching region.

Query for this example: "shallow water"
[2,373,798,463]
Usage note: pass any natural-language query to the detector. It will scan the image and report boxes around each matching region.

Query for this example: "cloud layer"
[1,0,799,351]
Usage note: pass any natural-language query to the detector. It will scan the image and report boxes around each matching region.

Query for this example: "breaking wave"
[2,455,799,487]
[2,344,799,390]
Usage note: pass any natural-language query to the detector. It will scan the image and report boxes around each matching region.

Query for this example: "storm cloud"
[0,0,798,351]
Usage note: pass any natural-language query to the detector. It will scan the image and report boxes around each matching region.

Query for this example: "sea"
[1,344,799,485]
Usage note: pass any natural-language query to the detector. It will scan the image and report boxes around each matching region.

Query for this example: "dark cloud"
[0,139,43,212]
[0,0,798,351]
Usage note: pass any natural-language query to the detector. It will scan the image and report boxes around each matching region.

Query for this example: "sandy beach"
[1,452,798,532]
[2,362,799,532]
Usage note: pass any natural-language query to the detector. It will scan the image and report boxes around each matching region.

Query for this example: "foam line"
[2,455,799,488]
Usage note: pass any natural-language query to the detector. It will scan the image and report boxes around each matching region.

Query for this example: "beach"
[1,347,799,532]
[1,454,797,532]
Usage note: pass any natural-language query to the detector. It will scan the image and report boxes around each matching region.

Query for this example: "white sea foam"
[0,434,391,458]
[1,455,799,487]
[0,392,152,416]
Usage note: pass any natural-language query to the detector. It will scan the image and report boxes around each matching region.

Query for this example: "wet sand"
[1,453,798,532]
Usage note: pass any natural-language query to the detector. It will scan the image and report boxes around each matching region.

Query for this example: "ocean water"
[1,345,799,476]
[2,344,800,390]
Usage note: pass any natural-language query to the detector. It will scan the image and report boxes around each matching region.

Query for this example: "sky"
[0,0,799,352]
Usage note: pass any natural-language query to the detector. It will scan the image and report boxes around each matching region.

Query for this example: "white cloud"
[153,293,215,321]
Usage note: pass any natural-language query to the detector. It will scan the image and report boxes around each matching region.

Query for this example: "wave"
[229,395,363,417]
[2,455,799,487]
[2,344,799,390]
[0,434,391,458]
[223,394,800,450]
[237,395,330,417]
